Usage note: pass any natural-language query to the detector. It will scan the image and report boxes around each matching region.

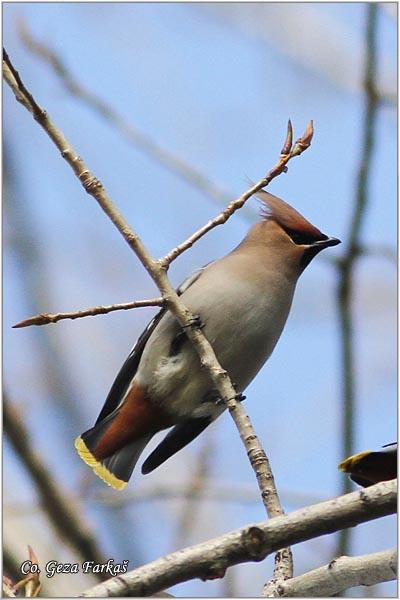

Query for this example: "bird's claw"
[214,390,246,407]
[232,382,246,403]
[182,314,204,330]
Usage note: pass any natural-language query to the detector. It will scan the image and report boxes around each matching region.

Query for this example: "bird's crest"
[258,190,325,240]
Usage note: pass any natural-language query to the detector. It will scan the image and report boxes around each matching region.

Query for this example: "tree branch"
[12,297,164,328]
[81,481,396,597]
[335,3,380,556]
[3,393,106,573]
[273,548,397,597]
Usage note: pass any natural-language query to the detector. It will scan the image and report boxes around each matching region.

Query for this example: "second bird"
[75,191,340,489]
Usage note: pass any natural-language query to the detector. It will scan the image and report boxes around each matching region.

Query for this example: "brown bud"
[280,119,293,155]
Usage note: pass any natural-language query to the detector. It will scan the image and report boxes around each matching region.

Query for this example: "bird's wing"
[95,307,165,424]
[141,415,213,474]
[95,266,210,425]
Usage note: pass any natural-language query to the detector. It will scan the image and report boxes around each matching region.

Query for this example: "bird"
[338,443,397,487]
[75,190,340,489]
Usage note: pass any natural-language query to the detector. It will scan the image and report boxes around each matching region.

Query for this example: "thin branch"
[12,297,164,328]
[273,548,397,597]
[18,20,237,210]
[160,120,313,267]
[3,393,106,574]
[4,50,313,586]
[262,545,293,597]
[335,3,380,556]
[81,481,396,597]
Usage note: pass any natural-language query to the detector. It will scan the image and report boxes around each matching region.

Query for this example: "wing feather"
[141,416,212,474]
[95,266,210,425]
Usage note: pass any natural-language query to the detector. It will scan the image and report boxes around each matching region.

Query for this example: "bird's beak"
[313,237,341,249]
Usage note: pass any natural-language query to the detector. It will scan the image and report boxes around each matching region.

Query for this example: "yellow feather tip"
[74,436,127,490]
[338,450,372,473]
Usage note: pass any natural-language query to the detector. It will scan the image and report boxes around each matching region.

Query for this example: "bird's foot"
[182,314,204,330]
[214,392,246,406]
[232,382,246,403]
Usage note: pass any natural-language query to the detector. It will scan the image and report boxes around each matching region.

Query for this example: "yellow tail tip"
[338,450,372,473]
[74,436,127,491]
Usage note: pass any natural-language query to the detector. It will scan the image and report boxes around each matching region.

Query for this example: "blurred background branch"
[3,393,106,574]
[18,19,240,213]
[3,483,328,515]
[335,3,381,558]
[172,433,214,550]
[82,481,396,597]
[4,138,144,591]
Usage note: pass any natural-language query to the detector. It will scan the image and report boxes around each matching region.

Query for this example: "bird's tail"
[75,416,152,490]
[338,450,372,474]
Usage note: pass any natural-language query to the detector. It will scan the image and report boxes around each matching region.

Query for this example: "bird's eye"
[285,228,327,246]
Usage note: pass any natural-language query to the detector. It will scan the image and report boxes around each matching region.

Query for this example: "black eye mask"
[285,228,328,246]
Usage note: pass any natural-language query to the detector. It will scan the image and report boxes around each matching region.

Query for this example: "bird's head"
[255,190,341,273]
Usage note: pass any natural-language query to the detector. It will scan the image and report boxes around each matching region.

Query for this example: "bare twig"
[3,393,106,574]
[160,120,313,267]
[335,3,380,557]
[18,20,237,210]
[81,481,396,597]
[273,548,397,597]
[12,297,164,328]
[11,547,42,598]
[2,546,53,598]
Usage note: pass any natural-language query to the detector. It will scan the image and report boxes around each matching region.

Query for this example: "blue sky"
[4,3,397,597]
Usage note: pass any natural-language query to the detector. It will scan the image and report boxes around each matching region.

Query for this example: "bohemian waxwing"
[339,443,397,487]
[75,191,340,489]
